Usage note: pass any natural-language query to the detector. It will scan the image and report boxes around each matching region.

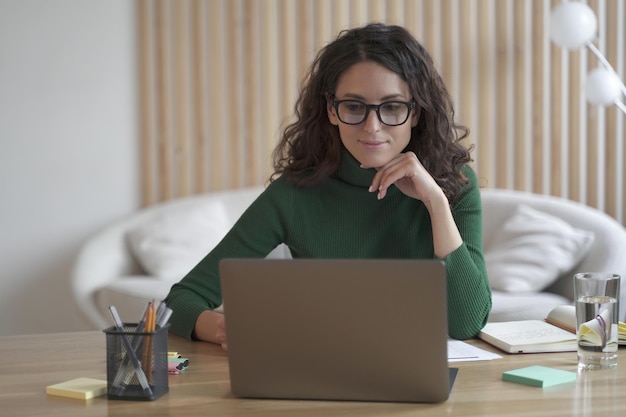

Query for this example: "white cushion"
[484,204,594,292]
[126,201,229,279]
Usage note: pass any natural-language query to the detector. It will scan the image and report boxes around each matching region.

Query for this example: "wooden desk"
[1,331,625,417]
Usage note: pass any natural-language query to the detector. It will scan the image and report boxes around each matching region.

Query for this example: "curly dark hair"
[271,23,472,202]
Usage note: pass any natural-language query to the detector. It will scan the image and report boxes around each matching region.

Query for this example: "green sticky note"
[502,365,576,387]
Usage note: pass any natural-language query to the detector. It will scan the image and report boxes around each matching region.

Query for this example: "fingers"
[364,154,403,193]
[367,152,421,199]
[216,327,226,343]
[216,315,228,351]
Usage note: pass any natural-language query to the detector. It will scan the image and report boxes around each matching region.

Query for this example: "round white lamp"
[549,1,626,114]
[549,2,597,49]
[586,67,624,106]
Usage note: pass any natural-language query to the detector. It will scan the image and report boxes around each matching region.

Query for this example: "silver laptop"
[219,258,453,403]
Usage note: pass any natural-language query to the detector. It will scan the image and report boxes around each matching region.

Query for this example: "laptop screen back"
[219,258,450,403]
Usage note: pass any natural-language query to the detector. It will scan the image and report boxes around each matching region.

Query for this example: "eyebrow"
[338,93,409,101]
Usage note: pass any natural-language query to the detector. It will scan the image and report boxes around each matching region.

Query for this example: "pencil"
[143,301,156,382]
[149,300,158,380]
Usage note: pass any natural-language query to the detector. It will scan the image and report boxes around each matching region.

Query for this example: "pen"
[155,300,166,324]
[111,304,149,391]
[108,306,154,397]
[157,306,173,329]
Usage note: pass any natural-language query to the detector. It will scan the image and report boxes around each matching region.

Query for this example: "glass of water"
[574,272,620,370]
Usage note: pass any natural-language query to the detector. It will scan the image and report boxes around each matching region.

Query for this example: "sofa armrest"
[71,221,144,329]
[545,214,626,321]
[481,188,626,321]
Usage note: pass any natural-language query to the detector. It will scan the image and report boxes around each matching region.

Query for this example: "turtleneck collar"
[335,148,377,188]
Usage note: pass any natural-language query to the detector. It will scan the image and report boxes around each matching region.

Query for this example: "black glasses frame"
[331,98,416,126]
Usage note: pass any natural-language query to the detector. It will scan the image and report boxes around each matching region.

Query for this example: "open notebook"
[480,304,626,353]
[219,258,455,403]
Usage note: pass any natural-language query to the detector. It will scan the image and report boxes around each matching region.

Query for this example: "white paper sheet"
[448,339,502,362]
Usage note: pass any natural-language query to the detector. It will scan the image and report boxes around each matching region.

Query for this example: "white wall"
[0,0,139,335]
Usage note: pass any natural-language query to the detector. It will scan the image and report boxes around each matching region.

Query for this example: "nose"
[362,108,382,133]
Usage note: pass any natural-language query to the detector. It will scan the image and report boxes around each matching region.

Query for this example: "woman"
[164,23,491,346]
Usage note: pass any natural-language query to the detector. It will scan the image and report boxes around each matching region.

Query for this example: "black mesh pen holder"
[104,323,169,401]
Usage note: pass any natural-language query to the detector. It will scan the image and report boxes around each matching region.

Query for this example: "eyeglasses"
[332,98,416,126]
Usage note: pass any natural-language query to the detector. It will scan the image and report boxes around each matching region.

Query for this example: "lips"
[358,140,388,150]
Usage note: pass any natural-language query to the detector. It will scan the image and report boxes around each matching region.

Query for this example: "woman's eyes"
[381,103,402,112]
[342,101,404,113]
[344,102,365,112]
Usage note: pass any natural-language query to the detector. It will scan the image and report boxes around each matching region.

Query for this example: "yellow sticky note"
[46,377,107,400]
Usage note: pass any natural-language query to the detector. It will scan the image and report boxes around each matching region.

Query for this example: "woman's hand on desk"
[193,309,228,351]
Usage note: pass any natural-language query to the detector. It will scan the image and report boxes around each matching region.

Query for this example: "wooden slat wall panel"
[137,0,626,223]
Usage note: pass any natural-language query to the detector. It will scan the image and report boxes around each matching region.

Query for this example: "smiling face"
[327,61,418,168]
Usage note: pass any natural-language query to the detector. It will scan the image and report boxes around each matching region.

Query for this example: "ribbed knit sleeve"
[443,167,492,339]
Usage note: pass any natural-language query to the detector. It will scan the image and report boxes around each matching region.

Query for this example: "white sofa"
[72,187,626,330]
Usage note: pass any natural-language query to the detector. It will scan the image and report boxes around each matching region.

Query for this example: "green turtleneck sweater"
[164,152,491,340]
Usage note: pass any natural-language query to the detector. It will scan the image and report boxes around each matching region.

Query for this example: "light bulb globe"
[585,67,623,106]
[550,2,597,49]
